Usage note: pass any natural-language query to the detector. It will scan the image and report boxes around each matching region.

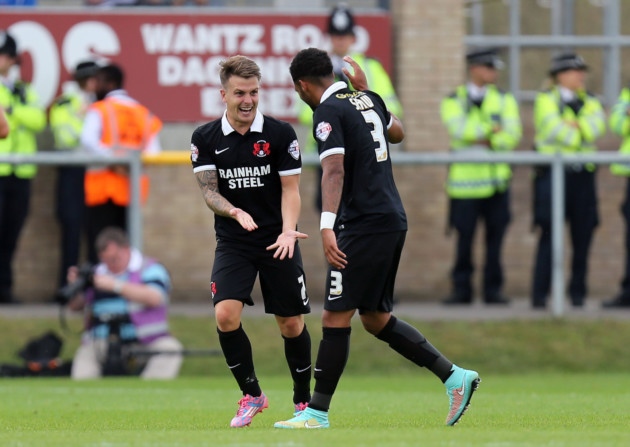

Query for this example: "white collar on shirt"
[95,248,143,276]
[221,109,264,135]
[467,82,487,101]
[558,86,577,102]
[320,81,347,104]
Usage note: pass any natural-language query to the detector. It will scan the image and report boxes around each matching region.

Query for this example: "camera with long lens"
[55,262,94,305]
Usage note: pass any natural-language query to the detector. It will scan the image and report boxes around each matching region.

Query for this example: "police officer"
[298,4,403,211]
[49,61,98,292]
[440,48,522,305]
[603,86,630,308]
[531,53,605,309]
[0,30,46,304]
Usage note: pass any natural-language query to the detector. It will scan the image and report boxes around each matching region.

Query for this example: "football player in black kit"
[190,55,312,428]
[274,48,480,429]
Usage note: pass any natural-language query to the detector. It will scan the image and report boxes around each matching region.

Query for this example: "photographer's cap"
[327,4,356,36]
[549,52,588,76]
[0,30,17,59]
[466,47,504,70]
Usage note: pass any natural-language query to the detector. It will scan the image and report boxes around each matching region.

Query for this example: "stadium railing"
[4,148,630,316]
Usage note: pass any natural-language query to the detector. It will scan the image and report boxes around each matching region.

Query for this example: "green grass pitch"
[1,373,628,447]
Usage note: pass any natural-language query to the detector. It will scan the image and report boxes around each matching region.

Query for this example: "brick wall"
[12,1,628,303]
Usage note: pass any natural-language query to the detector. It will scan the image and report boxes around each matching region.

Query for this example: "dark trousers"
[0,175,31,301]
[618,178,630,299]
[449,190,511,302]
[86,200,127,264]
[532,169,598,306]
[56,166,86,287]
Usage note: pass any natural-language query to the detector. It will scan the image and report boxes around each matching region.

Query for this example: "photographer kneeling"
[66,227,183,379]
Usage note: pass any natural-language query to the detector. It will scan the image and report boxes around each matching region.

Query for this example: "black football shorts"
[324,230,406,314]
[210,240,311,317]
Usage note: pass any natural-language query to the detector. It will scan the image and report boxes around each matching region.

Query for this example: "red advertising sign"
[0,9,392,122]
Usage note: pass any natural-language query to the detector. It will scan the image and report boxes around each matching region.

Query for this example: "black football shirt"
[313,82,407,234]
[191,111,302,246]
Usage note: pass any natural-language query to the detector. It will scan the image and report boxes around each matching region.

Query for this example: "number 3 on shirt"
[361,109,388,162]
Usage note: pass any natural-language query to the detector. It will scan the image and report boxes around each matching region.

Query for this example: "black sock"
[309,326,351,412]
[376,316,453,383]
[217,324,261,397]
[283,324,312,404]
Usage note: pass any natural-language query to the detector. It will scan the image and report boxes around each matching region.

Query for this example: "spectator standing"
[49,61,98,292]
[80,63,162,264]
[298,4,403,212]
[274,49,480,430]
[603,86,630,308]
[191,55,312,428]
[0,30,46,304]
[440,48,522,305]
[67,227,182,379]
[531,53,605,309]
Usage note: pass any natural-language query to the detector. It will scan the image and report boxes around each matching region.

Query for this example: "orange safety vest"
[84,97,162,206]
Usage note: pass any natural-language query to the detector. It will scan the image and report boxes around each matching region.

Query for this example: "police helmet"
[0,30,17,59]
[327,5,356,36]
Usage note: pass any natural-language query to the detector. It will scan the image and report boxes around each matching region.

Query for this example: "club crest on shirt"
[316,121,332,141]
[190,143,199,162]
[288,139,300,160]
[253,140,271,157]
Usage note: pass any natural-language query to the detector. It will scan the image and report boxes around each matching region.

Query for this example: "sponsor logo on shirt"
[316,121,332,141]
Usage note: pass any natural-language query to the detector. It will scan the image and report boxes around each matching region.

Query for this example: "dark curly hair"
[289,48,334,84]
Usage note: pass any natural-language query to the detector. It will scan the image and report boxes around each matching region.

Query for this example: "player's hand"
[321,229,347,269]
[230,208,258,231]
[267,230,308,260]
[342,56,368,91]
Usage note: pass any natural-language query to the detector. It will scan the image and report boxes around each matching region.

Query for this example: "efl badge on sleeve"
[315,121,332,141]
[288,139,300,160]
[190,143,199,162]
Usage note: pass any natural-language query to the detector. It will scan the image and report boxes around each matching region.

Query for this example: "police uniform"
[440,48,522,305]
[191,110,310,317]
[605,86,630,308]
[531,53,605,308]
[313,82,407,313]
[299,5,403,212]
[0,31,46,303]
[49,61,98,289]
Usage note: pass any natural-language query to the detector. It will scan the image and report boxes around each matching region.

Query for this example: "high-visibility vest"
[609,87,630,176]
[49,91,89,150]
[533,87,605,171]
[0,81,46,178]
[84,97,162,206]
[440,84,522,199]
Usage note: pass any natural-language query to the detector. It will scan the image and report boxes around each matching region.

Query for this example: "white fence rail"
[4,149,630,316]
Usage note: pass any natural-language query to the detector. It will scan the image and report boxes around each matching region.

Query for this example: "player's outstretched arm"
[267,174,308,259]
[195,169,258,231]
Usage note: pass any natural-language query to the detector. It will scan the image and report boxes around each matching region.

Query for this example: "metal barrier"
[4,149,630,316]
[0,151,144,252]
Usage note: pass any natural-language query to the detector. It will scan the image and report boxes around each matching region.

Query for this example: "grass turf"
[0,374,628,447]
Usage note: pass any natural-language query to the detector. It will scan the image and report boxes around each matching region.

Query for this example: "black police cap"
[466,47,503,69]
[73,61,99,81]
[549,52,588,76]
[0,30,18,58]
[327,5,356,36]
